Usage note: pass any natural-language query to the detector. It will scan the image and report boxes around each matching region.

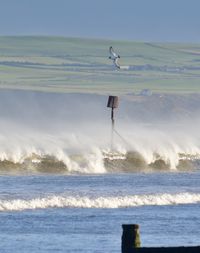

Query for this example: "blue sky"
[0,0,200,42]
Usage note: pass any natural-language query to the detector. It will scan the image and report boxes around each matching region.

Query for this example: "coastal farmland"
[0,36,200,94]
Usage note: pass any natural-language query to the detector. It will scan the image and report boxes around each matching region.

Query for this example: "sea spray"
[1,127,200,173]
[0,91,200,173]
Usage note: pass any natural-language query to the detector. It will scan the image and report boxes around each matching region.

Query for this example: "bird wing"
[109,46,119,58]
[113,58,121,69]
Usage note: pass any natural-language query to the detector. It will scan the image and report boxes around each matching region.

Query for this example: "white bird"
[109,46,129,70]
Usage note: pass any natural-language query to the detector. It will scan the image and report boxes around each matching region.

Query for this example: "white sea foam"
[0,130,200,173]
[1,192,200,211]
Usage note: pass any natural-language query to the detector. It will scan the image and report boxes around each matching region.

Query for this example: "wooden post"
[122,224,141,253]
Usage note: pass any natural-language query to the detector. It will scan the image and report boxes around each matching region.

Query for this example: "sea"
[0,90,200,252]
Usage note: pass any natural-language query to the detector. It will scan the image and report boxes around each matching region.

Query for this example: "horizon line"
[0,35,199,45]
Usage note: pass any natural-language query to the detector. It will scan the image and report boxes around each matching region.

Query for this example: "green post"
[122,224,141,253]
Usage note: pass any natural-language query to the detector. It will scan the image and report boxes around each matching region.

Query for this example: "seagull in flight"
[109,46,121,69]
[108,46,129,70]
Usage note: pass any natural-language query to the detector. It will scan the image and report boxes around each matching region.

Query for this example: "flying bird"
[109,46,121,69]
[108,46,129,70]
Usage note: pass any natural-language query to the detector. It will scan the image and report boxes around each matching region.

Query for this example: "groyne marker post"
[107,96,119,150]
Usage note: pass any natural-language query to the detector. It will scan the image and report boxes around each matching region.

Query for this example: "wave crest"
[1,192,200,211]
[0,150,199,174]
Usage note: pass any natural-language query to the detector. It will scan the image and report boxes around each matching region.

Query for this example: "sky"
[0,0,200,42]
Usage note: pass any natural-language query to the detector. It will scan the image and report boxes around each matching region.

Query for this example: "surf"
[1,192,200,212]
[1,90,200,174]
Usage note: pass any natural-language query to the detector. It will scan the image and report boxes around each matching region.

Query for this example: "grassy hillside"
[0,36,200,94]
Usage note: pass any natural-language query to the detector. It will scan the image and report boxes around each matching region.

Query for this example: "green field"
[0,36,200,94]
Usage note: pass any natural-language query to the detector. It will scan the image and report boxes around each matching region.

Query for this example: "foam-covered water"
[1,192,200,211]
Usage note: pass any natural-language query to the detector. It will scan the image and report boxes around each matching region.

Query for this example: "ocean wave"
[1,91,200,174]
[1,192,200,211]
[0,150,200,174]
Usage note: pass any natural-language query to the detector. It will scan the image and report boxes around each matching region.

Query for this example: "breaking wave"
[1,90,200,174]
[0,149,200,174]
[1,192,200,211]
